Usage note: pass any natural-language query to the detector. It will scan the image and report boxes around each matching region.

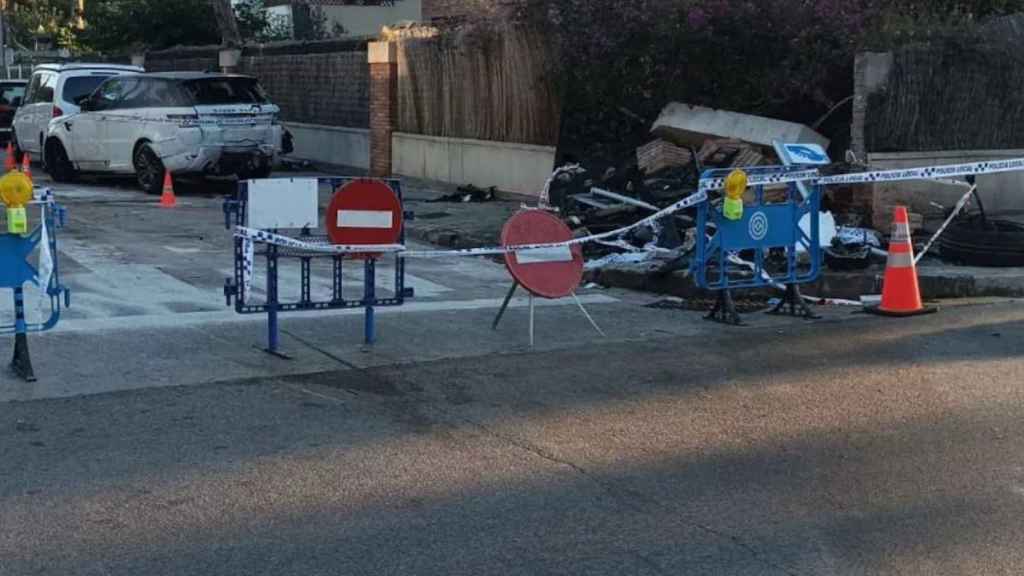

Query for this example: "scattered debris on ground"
[645,296,770,314]
[430,184,497,203]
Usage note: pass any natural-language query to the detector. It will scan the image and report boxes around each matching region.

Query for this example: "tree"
[208,0,241,46]
[4,0,78,49]
[78,0,221,52]
[234,0,291,42]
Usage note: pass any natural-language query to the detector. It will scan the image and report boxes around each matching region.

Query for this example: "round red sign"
[501,210,584,299]
[326,180,403,258]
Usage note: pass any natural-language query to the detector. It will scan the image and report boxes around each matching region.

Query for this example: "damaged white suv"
[44,72,283,193]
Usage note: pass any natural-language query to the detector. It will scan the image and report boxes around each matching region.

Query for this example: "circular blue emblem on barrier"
[749,211,769,241]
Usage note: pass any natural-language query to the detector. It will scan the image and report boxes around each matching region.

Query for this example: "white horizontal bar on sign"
[337,210,393,229]
[515,245,574,264]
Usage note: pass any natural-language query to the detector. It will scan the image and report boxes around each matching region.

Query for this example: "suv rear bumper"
[162,144,277,176]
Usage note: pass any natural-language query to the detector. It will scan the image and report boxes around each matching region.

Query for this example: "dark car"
[0,80,27,144]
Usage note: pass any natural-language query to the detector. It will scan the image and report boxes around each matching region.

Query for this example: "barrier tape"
[914,183,978,264]
[699,157,1024,191]
[235,189,709,258]
[238,156,1024,262]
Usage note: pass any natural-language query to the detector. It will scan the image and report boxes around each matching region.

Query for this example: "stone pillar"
[368,41,398,178]
[219,48,242,74]
[131,53,146,69]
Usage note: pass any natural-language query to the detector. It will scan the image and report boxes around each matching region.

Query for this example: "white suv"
[45,72,283,193]
[13,63,144,161]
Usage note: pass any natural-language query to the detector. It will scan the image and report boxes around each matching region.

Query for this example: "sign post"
[224,177,411,355]
[492,210,604,346]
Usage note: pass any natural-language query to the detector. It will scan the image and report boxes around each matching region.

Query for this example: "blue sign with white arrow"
[780,143,830,165]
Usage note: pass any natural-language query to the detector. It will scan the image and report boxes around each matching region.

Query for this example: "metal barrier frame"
[694,165,822,291]
[223,177,413,353]
[0,197,69,336]
[1,194,70,381]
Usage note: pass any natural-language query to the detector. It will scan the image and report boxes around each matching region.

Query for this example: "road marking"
[39,294,620,334]
[165,246,203,254]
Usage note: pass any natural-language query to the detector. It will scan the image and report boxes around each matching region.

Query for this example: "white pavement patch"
[40,294,620,334]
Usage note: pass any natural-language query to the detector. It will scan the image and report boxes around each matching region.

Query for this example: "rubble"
[429,184,497,203]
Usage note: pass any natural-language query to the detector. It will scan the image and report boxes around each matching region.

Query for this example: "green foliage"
[4,0,77,49]
[234,0,291,42]
[521,0,1024,163]
[77,0,221,52]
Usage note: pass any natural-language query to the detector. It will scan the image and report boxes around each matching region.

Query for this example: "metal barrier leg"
[491,282,519,330]
[364,259,376,345]
[705,289,744,326]
[11,288,36,382]
[264,244,288,358]
[572,291,606,337]
[528,293,535,348]
[767,284,820,320]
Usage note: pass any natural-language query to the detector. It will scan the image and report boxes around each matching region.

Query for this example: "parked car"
[13,63,144,162]
[45,72,284,193]
[0,79,27,144]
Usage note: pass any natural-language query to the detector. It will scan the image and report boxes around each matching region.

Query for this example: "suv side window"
[107,78,140,109]
[92,78,126,111]
[148,80,190,107]
[24,73,42,104]
[36,73,57,103]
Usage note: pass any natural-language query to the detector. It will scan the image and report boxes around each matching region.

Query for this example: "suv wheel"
[134,144,165,195]
[44,140,77,183]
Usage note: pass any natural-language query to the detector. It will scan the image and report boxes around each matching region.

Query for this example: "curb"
[585,262,1024,300]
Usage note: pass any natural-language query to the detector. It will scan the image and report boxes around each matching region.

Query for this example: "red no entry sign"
[502,210,583,299]
[326,179,403,258]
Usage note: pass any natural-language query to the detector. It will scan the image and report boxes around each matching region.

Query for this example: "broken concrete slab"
[651,103,830,151]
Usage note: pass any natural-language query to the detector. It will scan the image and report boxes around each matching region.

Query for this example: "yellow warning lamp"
[0,171,34,234]
[722,169,748,221]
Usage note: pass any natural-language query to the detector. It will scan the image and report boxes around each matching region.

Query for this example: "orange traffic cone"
[160,171,177,207]
[868,206,936,317]
[4,143,16,172]
[20,152,31,181]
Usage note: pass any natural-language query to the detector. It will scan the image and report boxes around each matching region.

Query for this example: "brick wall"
[369,60,397,176]
[147,43,370,129]
[241,51,368,128]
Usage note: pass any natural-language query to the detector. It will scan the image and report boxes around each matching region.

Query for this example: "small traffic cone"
[4,143,16,172]
[20,152,31,181]
[159,171,177,207]
[867,206,936,317]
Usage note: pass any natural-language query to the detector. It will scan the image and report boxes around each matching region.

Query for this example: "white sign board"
[337,210,394,229]
[246,178,319,230]
[515,245,574,264]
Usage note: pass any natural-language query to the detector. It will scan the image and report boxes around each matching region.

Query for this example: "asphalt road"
[2,301,1023,576]
[1,173,1023,575]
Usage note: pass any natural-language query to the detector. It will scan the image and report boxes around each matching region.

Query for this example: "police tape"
[235,188,710,258]
[698,157,1024,192]
[237,155,1024,259]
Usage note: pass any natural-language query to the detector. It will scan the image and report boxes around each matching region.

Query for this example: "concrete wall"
[285,123,370,170]
[851,52,893,160]
[868,150,1024,229]
[393,132,556,196]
